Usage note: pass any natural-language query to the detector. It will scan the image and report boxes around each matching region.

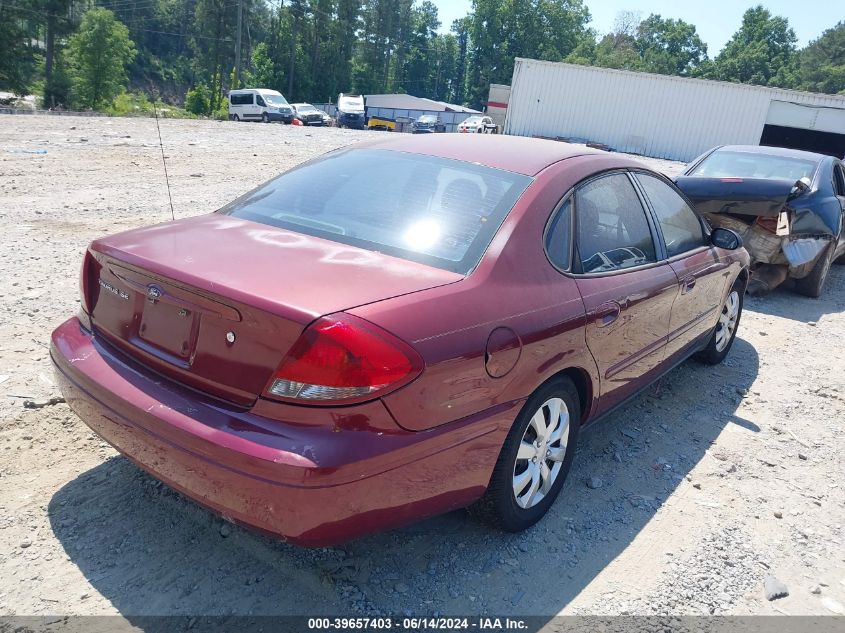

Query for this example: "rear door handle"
[592,301,621,328]
[681,276,696,294]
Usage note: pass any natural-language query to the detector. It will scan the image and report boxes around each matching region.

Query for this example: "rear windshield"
[689,150,818,182]
[221,149,531,274]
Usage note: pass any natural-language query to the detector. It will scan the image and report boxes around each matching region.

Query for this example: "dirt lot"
[1,116,844,621]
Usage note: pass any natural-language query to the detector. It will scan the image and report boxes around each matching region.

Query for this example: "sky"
[431,0,839,55]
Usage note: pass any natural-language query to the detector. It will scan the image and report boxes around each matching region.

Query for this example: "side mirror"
[711,227,743,250]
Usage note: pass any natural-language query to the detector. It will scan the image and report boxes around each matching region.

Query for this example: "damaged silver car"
[675,145,845,297]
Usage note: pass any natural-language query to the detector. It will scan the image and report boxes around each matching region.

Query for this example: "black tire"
[261,113,270,123]
[231,114,239,122]
[696,278,744,365]
[474,377,580,532]
[795,243,834,298]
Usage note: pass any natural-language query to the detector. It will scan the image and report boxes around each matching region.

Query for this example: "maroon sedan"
[51,135,749,546]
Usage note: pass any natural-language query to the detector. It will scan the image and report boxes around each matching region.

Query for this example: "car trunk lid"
[674,176,800,217]
[85,214,462,406]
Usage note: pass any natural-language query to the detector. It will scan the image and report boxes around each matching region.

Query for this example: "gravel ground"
[1,116,844,621]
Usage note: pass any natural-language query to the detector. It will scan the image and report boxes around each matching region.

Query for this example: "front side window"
[221,149,531,274]
[256,95,267,107]
[575,173,657,274]
[635,173,706,257]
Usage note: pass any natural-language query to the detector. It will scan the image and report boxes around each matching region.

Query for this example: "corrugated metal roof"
[364,94,479,113]
[504,60,845,162]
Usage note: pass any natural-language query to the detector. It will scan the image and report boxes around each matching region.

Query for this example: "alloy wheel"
[512,397,569,509]
[715,290,740,352]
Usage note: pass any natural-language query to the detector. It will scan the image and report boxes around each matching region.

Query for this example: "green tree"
[193,0,237,110]
[0,0,39,95]
[798,22,845,95]
[451,16,471,104]
[184,82,211,114]
[67,8,136,109]
[466,0,592,108]
[706,5,798,87]
[636,14,707,75]
[566,11,707,76]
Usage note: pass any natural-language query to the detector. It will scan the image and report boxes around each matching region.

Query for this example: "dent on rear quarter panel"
[351,155,638,432]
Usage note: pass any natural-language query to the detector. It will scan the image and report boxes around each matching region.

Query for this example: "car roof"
[715,144,827,163]
[230,88,280,94]
[356,134,608,176]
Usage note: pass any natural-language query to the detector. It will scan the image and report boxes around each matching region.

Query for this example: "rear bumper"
[51,318,511,546]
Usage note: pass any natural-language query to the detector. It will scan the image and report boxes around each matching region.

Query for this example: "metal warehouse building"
[503,59,845,162]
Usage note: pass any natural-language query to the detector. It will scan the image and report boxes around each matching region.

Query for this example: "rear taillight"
[264,314,423,405]
[79,249,93,314]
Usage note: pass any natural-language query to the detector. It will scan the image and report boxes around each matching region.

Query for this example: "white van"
[228,88,293,123]
[336,93,366,129]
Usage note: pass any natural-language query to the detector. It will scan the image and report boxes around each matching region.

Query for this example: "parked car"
[336,93,366,129]
[675,145,845,297]
[412,114,439,133]
[291,103,324,126]
[51,135,748,547]
[228,88,293,123]
[316,108,333,126]
[458,115,496,134]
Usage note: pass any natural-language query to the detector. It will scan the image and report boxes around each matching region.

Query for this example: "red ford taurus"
[51,135,749,546]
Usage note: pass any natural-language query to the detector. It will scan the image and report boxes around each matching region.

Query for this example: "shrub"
[184,83,211,116]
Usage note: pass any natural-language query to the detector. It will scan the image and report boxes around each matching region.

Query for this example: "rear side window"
[635,173,706,257]
[545,199,572,271]
[230,93,253,105]
[575,173,656,274]
[221,149,531,274]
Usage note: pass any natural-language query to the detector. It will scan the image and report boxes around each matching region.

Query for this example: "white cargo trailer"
[504,59,845,161]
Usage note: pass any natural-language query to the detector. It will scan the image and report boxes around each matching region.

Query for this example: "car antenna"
[153,101,176,222]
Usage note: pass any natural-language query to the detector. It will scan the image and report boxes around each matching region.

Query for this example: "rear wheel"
[231,114,240,122]
[795,243,834,298]
[475,377,580,532]
[696,280,743,365]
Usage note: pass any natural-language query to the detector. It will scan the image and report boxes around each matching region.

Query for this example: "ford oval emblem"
[147,285,163,301]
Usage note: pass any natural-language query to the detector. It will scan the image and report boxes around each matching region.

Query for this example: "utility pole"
[235,0,243,87]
